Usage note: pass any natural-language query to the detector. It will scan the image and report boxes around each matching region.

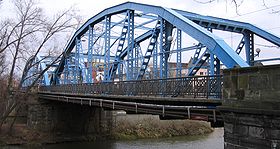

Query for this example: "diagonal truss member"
[136,20,161,80]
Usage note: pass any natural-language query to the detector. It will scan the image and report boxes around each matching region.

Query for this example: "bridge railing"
[39,75,222,99]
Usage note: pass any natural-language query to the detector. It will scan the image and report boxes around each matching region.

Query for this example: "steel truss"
[21,2,280,87]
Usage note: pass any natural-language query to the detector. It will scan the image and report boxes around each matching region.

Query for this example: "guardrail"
[39,75,222,99]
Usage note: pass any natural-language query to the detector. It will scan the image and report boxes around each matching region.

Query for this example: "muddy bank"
[112,114,213,140]
[0,124,100,146]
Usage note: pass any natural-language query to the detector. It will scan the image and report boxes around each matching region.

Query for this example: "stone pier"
[27,99,114,141]
[219,65,280,149]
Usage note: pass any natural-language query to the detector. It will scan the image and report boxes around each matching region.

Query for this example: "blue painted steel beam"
[176,29,182,78]
[109,11,129,80]
[21,55,52,87]
[175,9,280,47]
[51,2,280,84]
[119,30,154,61]
[235,37,245,55]
[52,2,248,83]
[109,29,156,80]
[126,10,135,80]
[104,16,111,81]
[187,51,210,76]
[244,31,254,66]
[70,53,115,59]
[136,20,160,80]
[159,19,173,79]
[36,56,50,86]
[153,43,158,79]
[162,7,247,68]
[192,43,203,64]
[74,38,81,84]
[87,25,94,83]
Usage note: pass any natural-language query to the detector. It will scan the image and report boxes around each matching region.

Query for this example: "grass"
[112,116,213,140]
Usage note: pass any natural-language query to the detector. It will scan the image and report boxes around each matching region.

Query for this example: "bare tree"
[193,0,280,14]
[0,0,79,129]
[193,0,244,14]
[0,53,6,76]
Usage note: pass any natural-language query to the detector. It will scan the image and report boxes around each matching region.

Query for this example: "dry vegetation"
[112,116,213,140]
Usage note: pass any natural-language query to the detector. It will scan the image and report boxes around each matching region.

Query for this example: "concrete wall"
[219,65,280,149]
[27,99,114,140]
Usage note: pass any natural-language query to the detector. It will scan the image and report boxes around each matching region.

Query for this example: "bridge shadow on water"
[30,128,223,149]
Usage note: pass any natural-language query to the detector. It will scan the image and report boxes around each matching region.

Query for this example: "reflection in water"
[4,128,224,149]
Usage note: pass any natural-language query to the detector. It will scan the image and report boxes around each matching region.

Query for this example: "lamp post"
[255,48,261,57]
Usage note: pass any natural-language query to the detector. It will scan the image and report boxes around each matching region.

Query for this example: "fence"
[39,75,222,99]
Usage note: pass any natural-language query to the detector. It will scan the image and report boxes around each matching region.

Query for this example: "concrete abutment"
[27,99,114,141]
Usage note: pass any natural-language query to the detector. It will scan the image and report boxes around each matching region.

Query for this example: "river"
[3,128,224,149]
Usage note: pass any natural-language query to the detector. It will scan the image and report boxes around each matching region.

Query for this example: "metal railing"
[39,75,222,99]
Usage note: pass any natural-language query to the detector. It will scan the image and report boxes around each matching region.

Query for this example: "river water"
[4,128,224,149]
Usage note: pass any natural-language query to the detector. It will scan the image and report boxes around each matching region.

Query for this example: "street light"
[167,36,173,42]
[255,48,261,57]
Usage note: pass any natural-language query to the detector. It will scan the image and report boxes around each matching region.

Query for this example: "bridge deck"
[39,91,221,106]
[38,91,223,127]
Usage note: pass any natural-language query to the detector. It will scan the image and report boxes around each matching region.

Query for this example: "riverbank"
[0,114,214,146]
[112,114,213,140]
[0,124,49,145]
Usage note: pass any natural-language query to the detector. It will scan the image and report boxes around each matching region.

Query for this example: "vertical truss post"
[104,16,111,82]
[159,18,173,96]
[208,54,221,75]
[87,25,94,83]
[214,58,220,75]
[209,53,215,76]
[67,59,71,84]
[159,18,173,79]
[208,55,221,97]
[67,57,72,84]
[205,28,213,76]
[135,44,140,78]
[118,63,123,81]
[126,10,134,81]
[153,43,158,79]
[64,58,68,84]
[244,31,254,66]
[74,37,81,84]
[215,57,221,98]
[159,18,166,96]
[176,29,182,78]
[159,18,166,79]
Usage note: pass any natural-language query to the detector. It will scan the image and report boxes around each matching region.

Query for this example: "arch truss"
[23,2,280,86]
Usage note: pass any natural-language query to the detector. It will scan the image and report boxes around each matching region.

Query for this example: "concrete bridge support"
[27,99,114,141]
[219,65,280,149]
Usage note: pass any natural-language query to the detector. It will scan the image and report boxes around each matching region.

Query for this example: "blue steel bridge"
[21,2,280,126]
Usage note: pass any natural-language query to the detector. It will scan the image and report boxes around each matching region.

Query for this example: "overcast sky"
[39,0,280,63]
[1,0,280,64]
[37,0,280,33]
[2,0,280,36]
